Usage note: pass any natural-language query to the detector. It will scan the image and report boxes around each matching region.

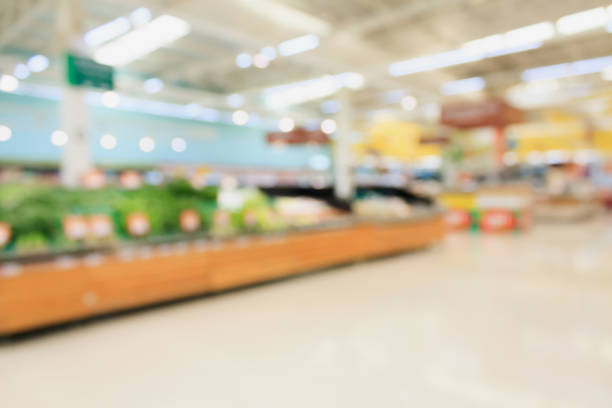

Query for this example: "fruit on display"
[273,196,343,226]
[0,176,433,256]
[352,197,413,219]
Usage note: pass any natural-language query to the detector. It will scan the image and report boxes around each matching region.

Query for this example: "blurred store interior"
[2,0,612,406]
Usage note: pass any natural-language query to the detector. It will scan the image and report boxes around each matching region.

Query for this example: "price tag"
[0,222,11,247]
[189,172,208,189]
[126,212,150,236]
[445,210,471,230]
[81,169,106,189]
[243,209,257,229]
[120,171,143,190]
[180,209,201,233]
[63,215,88,240]
[213,210,231,227]
[88,214,113,238]
[481,210,515,232]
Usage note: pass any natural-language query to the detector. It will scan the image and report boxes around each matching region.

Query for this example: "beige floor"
[2,217,612,407]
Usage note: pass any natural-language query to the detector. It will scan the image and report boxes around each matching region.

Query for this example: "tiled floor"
[2,217,612,407]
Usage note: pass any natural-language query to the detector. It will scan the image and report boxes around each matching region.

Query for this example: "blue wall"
[0,93,329,169]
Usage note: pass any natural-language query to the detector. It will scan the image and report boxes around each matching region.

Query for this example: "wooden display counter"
[0,214,444,335]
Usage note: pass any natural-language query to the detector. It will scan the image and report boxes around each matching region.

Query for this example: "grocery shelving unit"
[0,213,444,335]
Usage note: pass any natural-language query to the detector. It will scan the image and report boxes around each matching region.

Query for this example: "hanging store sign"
[441,98,523,129]
[267,128,330,144]
[65,53,114,90]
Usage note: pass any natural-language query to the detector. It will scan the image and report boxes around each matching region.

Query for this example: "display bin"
[0,212,444,335]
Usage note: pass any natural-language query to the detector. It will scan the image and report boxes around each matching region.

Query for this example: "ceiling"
[1,0,612,123]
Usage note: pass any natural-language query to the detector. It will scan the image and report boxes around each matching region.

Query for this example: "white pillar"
[333,91,354,200]
[58,0,91,187]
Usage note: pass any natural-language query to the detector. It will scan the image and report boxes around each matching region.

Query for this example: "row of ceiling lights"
[389,6,612,77]
[0,54,50,92]
[0,121,336,157]
[97,88,337,134]
[0,124,188,153]
[235,34,319,69]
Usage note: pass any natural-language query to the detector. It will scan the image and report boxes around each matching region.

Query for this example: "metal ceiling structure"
[1,0,612,122]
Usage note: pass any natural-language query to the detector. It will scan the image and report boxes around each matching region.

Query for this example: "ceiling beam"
[0,0,51,50]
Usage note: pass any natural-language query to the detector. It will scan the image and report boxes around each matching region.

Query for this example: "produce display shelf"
[0,213,444,335]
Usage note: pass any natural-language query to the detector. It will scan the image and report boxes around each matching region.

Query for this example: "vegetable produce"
[0,180,219,255]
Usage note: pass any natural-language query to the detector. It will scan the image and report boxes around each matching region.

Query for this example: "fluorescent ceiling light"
[261,46,277,61]
[380,90,404,104]
[199,107,221,122]
[84,17,131,46]
[504,22,555,47]
[13,63,29,79]
[94,15,190,66]
[401,95,417,111]
[389,21,552,77]
[0,74,19,92]
[253,53,270,69]
[462,34,505,56]
[143,77,163,93]
[232,110,249,126]
[100,134,117,150]
[101,90,120,107]
[484,42,541,58]
[27,54,49,72]
[441,77,485,95]
[139,136,155,152]
[556,7,609,35]
[522,55,612,81]
[130,7,152,26]
[0,125,11,142]
[462,35,542,59]
[320,100,340,114]
[171,137,187,152]
[334,72,364,89]
[278,117,295,132]
[235,53,252,68]
[263,72,364,108]
[264,76,338,108]
[278,34,319,57]
[51,130,69,146]
[227,93,245,108]
[389,49,482,76]
[320,119,336,134]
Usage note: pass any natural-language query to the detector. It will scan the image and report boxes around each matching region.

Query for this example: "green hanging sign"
[65,53,114,90]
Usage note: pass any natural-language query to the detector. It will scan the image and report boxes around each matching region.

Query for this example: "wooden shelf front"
[0,215,444,335]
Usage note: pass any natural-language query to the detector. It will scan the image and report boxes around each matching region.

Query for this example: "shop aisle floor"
[2,217,612,407]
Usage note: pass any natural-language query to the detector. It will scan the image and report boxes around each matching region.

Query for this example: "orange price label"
[0,222,11,247]
[126,213,150,237]
[481,210,515,232]
[63,215,88,240]
[120,171,143,190]
[179,209,201,233]
[445,210,471,230]
[88,214,114,238]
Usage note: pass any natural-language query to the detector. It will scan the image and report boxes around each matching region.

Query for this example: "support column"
[58,0,91,187]
[491,126,506,182]
[333,91,354,201]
